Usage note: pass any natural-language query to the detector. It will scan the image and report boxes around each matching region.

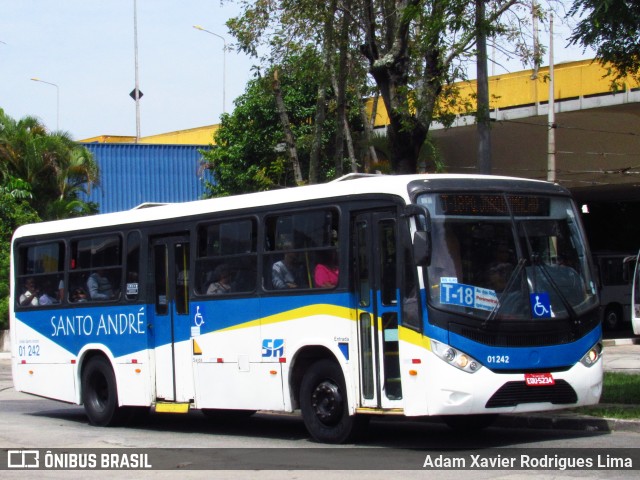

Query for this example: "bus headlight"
[580,342,602,367]
[431,340,483,373]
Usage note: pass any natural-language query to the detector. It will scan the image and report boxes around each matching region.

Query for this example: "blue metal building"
[82,143,210,213]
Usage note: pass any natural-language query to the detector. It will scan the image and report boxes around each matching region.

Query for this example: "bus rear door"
[150,234,194,404]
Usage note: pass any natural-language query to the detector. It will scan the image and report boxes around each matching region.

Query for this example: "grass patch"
[576,405,640,420]
[573,372,640,419]
[600,372,640,404]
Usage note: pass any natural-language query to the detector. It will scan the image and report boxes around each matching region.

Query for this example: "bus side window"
[263,209,340,291]
[195,218,257,296]
[69,235,122,302]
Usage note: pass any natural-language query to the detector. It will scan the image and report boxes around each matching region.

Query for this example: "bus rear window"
[16,242,65,307]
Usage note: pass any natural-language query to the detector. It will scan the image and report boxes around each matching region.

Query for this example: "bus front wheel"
[300,359,367,443]
[81,355,126,426]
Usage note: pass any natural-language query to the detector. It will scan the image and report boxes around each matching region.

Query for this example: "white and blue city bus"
[10,174,603,443]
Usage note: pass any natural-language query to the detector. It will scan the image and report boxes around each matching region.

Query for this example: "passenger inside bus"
[207,263,234,294]
[314,250,339,288]
[272,250,302,289]
[87,269,115,300]
[71,288,88,303]
[19,278,39,307]
[486,243,515,292]
[38,279,57,305]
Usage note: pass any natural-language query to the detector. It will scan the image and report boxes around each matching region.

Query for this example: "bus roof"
[12,173,565,241]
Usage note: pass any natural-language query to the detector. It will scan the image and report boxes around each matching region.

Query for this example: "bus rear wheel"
[603,306,622,331]
[300,359,367,443]
[82,355,127,426]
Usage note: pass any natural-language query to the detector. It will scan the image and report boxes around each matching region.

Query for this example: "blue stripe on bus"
[16,292,357,358]
[19,304,150,358]
[448,323,602,370]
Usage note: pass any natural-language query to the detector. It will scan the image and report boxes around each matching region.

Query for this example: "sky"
[0,1,595,142]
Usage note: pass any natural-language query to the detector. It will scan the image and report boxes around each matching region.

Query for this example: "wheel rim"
[310,380,344,426]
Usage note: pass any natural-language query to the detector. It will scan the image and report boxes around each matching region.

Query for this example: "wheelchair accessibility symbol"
[192,305,205,337]
[194,306,205,327]
[530,293,551,318]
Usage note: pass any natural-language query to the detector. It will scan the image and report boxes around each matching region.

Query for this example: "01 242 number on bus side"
[17,343,40,357]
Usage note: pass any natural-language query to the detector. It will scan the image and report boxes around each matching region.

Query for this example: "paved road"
[1,344,639,478]
[603,341,640,374]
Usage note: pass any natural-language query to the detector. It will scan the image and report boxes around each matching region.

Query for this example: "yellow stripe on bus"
[217,304,355,333]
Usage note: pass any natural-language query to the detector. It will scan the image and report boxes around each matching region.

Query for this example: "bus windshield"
[417,193,598,321]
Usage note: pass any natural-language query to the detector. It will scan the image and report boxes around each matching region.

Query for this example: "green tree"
[202,48,362,196]
[0,177,40,329]
[229,0,544,174]
[229,0,374,179]
[0,108,99,220]
[569,0,640,85]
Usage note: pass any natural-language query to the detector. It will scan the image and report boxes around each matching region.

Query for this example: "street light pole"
[193,25,227,115]
[30,77,59,131]
[133,0,141,142]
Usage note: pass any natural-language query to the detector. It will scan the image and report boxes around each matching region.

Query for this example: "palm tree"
[0,108,99,219]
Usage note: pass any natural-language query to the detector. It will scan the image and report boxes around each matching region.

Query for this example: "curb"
[497,412,640,433]
[603,337,640,347]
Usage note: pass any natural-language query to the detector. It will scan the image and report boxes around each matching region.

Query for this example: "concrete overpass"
[367,60,640,250]
[369,59,640,200]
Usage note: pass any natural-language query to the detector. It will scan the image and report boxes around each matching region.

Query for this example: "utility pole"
[547,13,556,182]
[476,0,492,174]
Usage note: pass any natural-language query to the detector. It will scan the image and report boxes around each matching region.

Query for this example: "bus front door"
[151,235,194,403]
[632,250,640,336]
[353,211,403,409]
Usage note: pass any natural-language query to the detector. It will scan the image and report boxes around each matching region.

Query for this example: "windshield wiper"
[483,257,527,327]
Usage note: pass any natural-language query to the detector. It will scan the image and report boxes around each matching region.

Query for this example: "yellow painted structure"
[80,135,137,144]
[80,125,219,145]
[365,59,635,128]
[82,59,633,145]
[136,124,219,145]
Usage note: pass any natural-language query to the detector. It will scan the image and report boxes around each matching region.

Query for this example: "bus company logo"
[261,338,284,358]
[7,450,39,468]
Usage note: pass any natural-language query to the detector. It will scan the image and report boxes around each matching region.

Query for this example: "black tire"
[603,306,621,331]
[441,414,498,431]
[81,355,127,426]
[300,359,367,443]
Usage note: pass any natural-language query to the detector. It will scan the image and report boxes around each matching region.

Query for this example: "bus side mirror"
[413,230,431,266]
[404,204,432,266]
